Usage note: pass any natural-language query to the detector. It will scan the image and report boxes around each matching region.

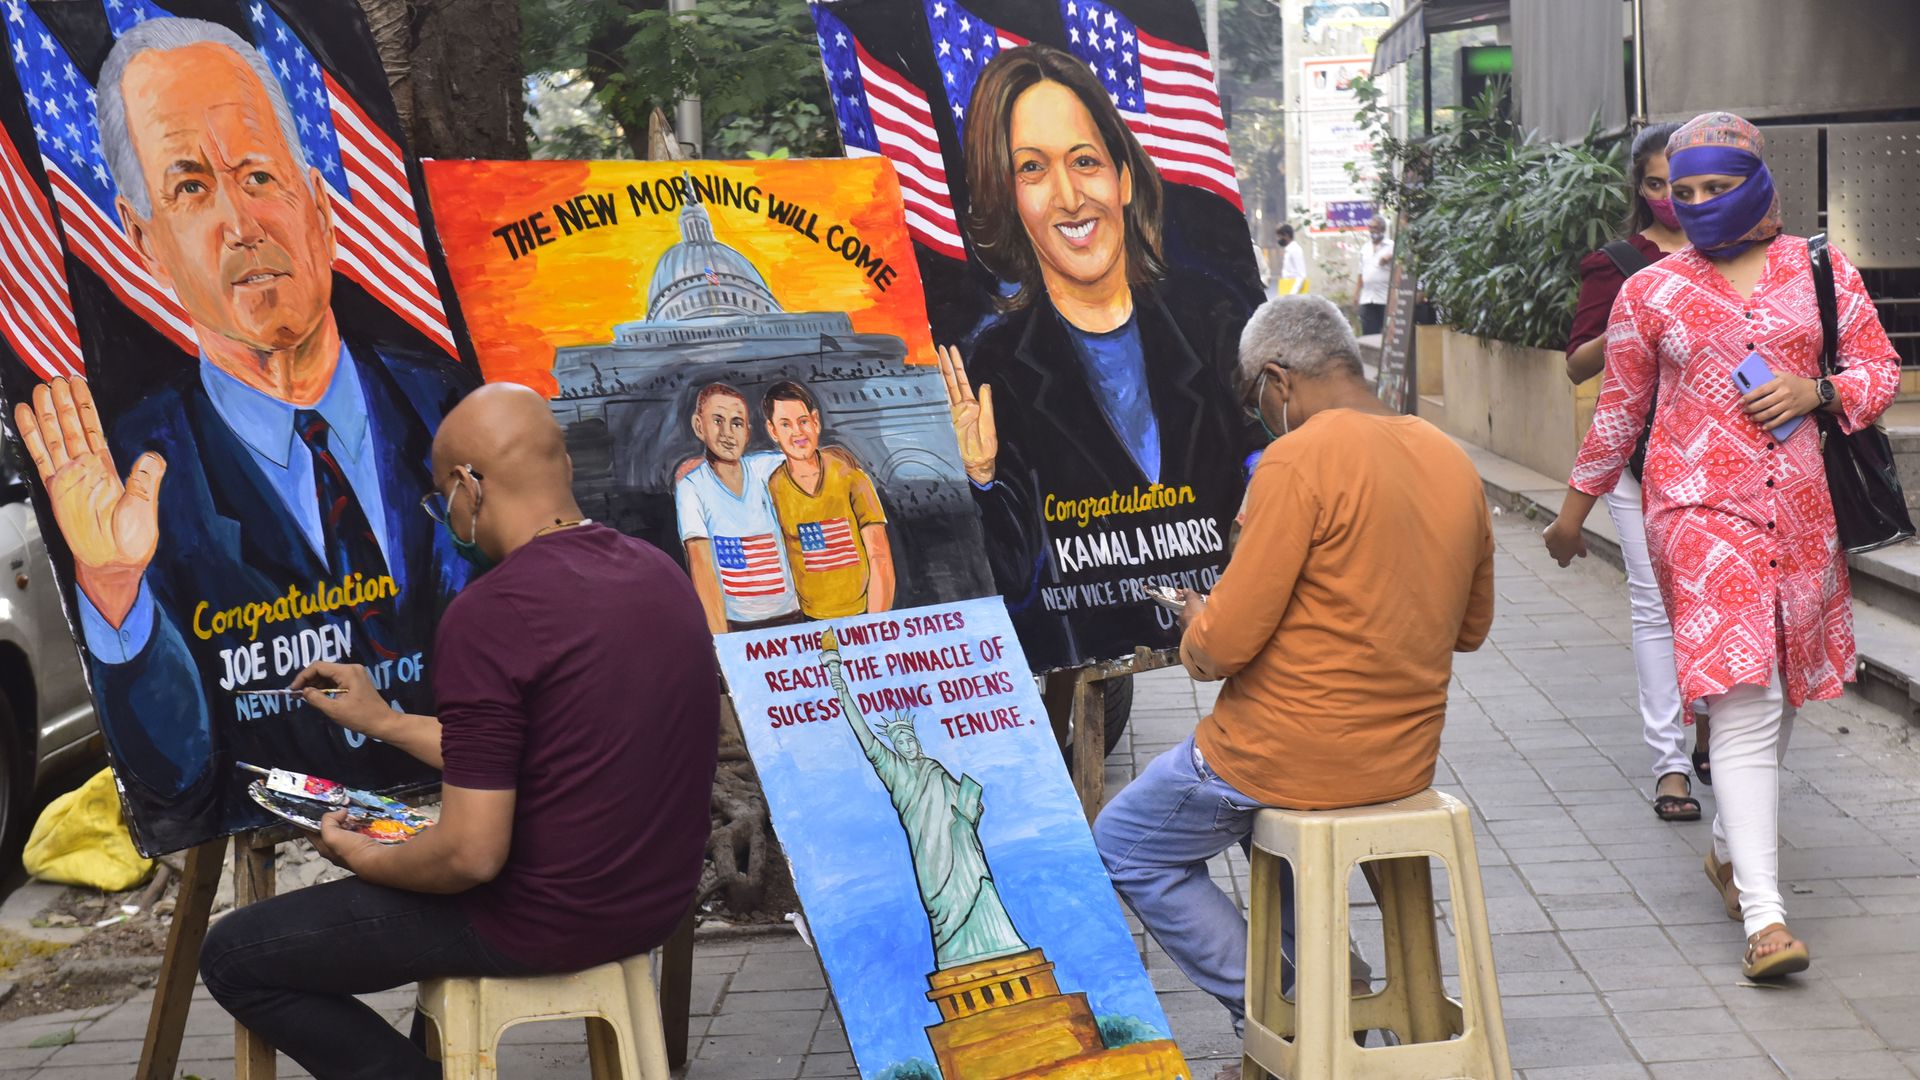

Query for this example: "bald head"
[430,384,584,561]
[434,383,570,491]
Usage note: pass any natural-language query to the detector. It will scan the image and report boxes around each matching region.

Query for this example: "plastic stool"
[417,951,671,1080]
[1243,788,1511,1080]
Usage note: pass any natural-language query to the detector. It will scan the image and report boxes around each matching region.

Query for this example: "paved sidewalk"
[3,507,1919,1078]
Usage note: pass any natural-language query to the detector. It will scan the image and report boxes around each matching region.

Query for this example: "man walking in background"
[1354,215,1394,336]
[1274,223,1307,296]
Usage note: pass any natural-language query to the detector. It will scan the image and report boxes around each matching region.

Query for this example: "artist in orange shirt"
[1092,296,1494,1051]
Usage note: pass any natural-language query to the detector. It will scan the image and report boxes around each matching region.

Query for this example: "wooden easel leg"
[660,899,698,1068]
[136,837,227,1080]
[1071,670,1108,823]
[232,832,278,1080]
[660,907,697,1069]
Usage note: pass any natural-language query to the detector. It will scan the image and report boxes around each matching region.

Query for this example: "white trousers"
[1602,474,1690,779]
[1707,669,1797,937]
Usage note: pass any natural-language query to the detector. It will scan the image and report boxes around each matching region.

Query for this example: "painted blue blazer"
[90,340,473,854]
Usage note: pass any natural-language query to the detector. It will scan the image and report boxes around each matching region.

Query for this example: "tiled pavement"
[3,507,1920,1078]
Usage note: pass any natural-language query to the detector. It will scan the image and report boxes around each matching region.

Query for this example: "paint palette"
[245,777,434,845]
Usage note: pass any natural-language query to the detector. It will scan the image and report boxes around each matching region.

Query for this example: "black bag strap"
[1809,233,1840,376]
[1601,239,1652,279]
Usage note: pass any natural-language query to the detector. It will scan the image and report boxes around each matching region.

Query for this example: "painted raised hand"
[936,344,997,487]
[13,376,165,626]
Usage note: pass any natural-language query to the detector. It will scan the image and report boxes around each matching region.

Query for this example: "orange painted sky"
[423,159,939,395]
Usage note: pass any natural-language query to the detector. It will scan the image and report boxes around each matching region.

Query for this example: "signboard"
[1301,54,1378,232]
[807,0,1264,672]
[1375,251,1418,414]
[715,598,1188,1080]
[0,0,472,854]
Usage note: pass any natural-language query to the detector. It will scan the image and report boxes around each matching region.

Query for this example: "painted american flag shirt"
[675,452,800,625]
[770,447,888,620]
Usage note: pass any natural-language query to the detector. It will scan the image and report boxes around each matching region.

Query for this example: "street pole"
[1630,0,1648,124]
[670,0,703,157]
[1205,0,1218,58]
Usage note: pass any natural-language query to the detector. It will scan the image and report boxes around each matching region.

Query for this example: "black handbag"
[1600,240,1656,482]
[1808,234,1915,554]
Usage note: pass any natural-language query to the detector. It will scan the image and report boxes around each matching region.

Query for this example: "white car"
[0,451,100,866]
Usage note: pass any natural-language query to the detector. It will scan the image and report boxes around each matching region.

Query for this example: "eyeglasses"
[1242,368,1284,423]
[420,466,483,524]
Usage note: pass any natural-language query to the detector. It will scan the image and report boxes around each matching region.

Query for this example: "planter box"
[1432,328,1598,483]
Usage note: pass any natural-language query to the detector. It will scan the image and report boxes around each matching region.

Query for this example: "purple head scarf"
[1665,113,1783,258]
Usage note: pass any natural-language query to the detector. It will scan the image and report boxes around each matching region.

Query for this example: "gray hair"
[98,17,311,219]
[1236,295,1364,386]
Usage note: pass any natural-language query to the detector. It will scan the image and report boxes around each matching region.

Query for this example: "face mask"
[1669,151,1780,258]
[1252,371,1291,442]
[1645,196,1681,230]
[444,476,495,573]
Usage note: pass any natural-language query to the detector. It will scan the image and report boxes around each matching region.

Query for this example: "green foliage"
[1219,0,1285,85]
[522,0,839,159]
[1346,75,1628,350]
[1097,1014,1163,1048]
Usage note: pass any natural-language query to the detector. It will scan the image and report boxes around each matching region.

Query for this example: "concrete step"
[1456,437,1920,728]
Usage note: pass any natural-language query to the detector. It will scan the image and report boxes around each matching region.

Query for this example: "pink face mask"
[1646,196,1681,230]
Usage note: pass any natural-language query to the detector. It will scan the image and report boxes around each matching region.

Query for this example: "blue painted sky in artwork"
[716,598,1174,1079]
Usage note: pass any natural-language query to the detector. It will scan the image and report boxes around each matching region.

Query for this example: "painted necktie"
[294,409,399,661]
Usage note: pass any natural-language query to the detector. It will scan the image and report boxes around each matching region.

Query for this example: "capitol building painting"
[547,189,992,608]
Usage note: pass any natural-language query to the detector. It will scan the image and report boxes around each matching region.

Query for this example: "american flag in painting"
[1059,0,1241,209]
[713,533,789,599]
[242,1,457,355]
[797,518,860,572]
[5,0,197,353]
[921,0,1025,140]
[811,2,965,260]
[0,122,81,378]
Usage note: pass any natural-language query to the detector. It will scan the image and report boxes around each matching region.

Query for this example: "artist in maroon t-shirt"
[198,384,719,1080]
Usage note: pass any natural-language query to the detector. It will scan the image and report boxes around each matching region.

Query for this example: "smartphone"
[1730,352,1805,440]
[1145,585,1186,611]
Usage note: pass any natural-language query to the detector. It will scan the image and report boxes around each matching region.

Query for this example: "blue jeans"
[1094,735,1369,1032]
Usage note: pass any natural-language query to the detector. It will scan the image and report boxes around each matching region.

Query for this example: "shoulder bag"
[1808,234,1914,554]
[1600,240,1656,482]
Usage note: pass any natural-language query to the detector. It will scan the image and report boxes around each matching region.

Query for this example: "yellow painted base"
[922,950,1190,1080]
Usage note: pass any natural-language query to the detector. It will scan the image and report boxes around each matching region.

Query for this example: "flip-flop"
[1744,923,1810,979]
[1653,772,1700,821]
[1704,851,1740,921]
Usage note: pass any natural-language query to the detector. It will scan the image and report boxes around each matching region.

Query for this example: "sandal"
[1653,773,1701,822]
[1704,851,1740,921]
[1743,923,1810,979]
[1690,746,1712,787]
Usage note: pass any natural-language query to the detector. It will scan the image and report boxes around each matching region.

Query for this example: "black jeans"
[1359,302,1386,336]
[200,876,530,1080]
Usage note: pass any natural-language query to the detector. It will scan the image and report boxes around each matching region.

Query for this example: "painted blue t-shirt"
[1062,314,1160,484]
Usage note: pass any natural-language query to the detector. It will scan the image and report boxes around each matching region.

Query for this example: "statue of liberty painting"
[821,630,1028,970]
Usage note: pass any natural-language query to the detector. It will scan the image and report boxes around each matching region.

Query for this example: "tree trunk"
[356,0,528,160]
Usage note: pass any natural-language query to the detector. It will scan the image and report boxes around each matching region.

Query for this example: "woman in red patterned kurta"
[1543,114,1900,979]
